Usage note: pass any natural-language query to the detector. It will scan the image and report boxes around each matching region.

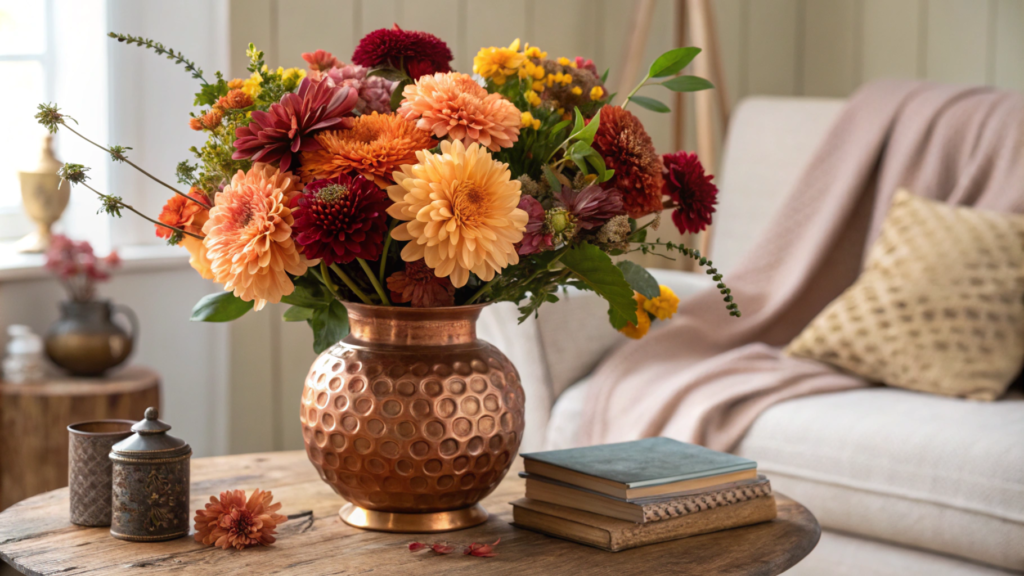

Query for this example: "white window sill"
[0,242,190,282]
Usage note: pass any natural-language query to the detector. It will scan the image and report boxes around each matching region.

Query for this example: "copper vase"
[300,302,525,533]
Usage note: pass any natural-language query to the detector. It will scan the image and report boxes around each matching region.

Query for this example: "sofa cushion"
[735,387,1024,571]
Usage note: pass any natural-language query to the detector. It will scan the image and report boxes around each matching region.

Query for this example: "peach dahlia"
[387,140,527,288]
[202,163,316,310]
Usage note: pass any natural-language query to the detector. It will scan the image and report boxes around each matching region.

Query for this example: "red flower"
[662,151,718,234]
[352,24,453,79]
[387,260,456,308]
[291,173,390,265]
[302,49,339,72]
[574,56,598,75]
[589,106,663,218]
[464,538,500,557]
[232,78,358,172]
[193,488,286,550]
[517,195,552,255]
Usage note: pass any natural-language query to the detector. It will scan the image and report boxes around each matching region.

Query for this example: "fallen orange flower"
[464,537,500,557]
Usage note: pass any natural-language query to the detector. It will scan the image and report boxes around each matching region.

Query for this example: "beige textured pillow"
[786,190,1024,400]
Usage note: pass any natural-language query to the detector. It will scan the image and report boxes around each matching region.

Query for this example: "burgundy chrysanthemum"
[232,78,358,172]
[387,259,456,308]
[589,105,664,218]
[291,173,389,265]
[352,24,453,79]
[554,185,624,230]
[662,151,718,234]
[517,196,552,255]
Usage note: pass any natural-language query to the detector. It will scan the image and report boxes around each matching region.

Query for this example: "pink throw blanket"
[579,80,1024,452]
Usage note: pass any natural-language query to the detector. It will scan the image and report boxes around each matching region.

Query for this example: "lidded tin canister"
[109,407,191,542]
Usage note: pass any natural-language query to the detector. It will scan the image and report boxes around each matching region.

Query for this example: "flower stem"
[358,258,391,306]
[329,264,373,305]
[378,221,397,285]
[314,263,342,301]
[62,124,210,209]
[466,277,500,305]
[620,75,650,111]
[81,182,203,240]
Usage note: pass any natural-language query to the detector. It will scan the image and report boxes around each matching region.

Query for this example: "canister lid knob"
[130,406,172,435]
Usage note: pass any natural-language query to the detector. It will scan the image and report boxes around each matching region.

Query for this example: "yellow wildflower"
[532,81,545,92]
[590,86,605,101]
[242,71,263,98]
[620,293,651,339]
[556,107,565,116]
[571,86,583,96]
[521,111,541,130]
[473,38,526,84]
[643,285,680,321]
[524,60,545,80]
[525,90,542,107]
[280,67,306,91]
[524,43,546,60]
[557,56,577,68]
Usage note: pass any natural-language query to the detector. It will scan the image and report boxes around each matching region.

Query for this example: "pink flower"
[554,184,623,230]
[302,49,339,72]
[324,65,397,114]
[464,538,500,557]
[517,196,552,255]
[574,56,598,75]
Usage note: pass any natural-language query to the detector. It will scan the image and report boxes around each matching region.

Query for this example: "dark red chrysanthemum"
[554,185,624,230]
[662,151,718,234]
[352,24,453,79]
[291,173,389,265]
[232,78,358,172]
[386,259,456,308]
[517,195,552,255]
[589,106,663,218]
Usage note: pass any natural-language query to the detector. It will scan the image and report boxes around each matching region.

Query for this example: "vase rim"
[339,301,492,314]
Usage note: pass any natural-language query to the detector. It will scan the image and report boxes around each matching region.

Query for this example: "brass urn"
[16,135,70,253]
[300,302,525,533]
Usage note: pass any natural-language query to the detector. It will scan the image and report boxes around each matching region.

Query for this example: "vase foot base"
[339,503,489,533]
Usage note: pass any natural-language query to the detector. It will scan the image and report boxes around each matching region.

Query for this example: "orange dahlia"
[299,112,434,188]
[398,72,520,152]
[590,105,664,218]
[387,139,527,288]
[193,488,287,550]
[156,189,214,280]
[202,163,316,310]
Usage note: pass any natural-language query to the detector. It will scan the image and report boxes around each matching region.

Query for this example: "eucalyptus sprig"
[620,47,714,113]
[108,32,208,85]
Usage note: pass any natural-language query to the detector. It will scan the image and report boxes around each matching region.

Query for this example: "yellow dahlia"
[398,72,520,151]
[643,285,680,320]
[473,39,526,85]
[202,163,316,310]
[387,140,527,288]
[299,112,434,188]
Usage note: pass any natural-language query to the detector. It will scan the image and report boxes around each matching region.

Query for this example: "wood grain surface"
[0,451,819,575]
[0,366,160,510]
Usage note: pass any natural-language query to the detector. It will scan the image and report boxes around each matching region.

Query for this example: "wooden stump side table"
[0,451,820,576]
[0,366,160,510]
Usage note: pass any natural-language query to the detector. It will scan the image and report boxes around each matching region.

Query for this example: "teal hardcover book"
[521,437,756,492]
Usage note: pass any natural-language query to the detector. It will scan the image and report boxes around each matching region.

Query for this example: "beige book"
[525,475,773,523]
[523,459,757,499]
[511,495,777,552]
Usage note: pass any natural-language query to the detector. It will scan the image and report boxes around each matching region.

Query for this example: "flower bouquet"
[38,26,737,353]
[37,25,739,531]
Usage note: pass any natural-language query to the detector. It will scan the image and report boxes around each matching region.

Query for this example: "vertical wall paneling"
[275,306,317,450]
[994,0,1024,91]
[274,0,357,69]
[715,0,748,109]
[860,0,922,82]
[361,0,402,34]
[465,0,528,74]
[802,0,860,96]
[227,306,277,453]
[925,0,991,84]
[745,0,800,96]
[404,0,464,71]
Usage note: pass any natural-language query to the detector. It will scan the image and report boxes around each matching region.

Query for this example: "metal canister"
[109,407,191,542]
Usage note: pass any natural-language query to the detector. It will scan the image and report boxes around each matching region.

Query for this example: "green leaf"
[280,283,328,309]
[600,68,610,84]
[559,243,637,330]
[570,106,585,136]
[568,107,601,145]
[617,261,660,299]
[630,95,671,113]
[542,165,562,193]
[661,75,714,92]
[584,150,610,181]
[190,292,253,322]
[283,306,315,322]
[648,47,701,78]
[308,300,349,354]
[550,119,572,134]
[390,79,411,111]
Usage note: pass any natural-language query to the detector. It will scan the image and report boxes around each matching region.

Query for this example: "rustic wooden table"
[0,366,160,510]
[0,451,819,575]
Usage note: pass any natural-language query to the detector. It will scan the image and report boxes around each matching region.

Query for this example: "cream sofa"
[478,97,1024,574]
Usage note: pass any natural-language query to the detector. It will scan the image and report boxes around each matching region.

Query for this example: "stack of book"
[511,437,776,551]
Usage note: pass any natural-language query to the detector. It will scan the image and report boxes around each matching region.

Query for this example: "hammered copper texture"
[300,304,525,514]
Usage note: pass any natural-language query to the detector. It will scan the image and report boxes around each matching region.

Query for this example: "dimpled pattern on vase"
[301,342,525,513]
